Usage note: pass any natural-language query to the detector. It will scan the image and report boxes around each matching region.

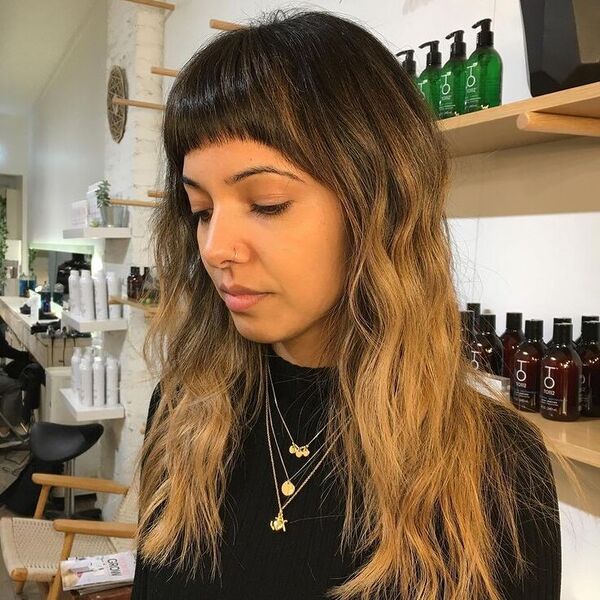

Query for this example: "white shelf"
[61,311,128,333]
[63,227,131,239]
[60,388,124,422]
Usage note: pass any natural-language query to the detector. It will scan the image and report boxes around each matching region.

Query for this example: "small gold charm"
[289,443,298,454]
[294,448,303,457]
[281,480,295,496]
[300,446,310,457]
[270,511,287,532]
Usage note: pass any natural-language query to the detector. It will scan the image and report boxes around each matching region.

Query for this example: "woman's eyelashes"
[191,201,292,225]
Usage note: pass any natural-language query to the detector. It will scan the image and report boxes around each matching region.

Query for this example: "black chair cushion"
[30,422,104,463]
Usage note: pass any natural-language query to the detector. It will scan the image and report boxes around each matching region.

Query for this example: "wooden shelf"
[109,296,158,317]
[439,82,600,157]
[60,388,124,422]
[61,311,128,333]
[63,227,131,240]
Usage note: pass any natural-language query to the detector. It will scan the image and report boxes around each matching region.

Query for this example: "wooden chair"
[0,473,138,600]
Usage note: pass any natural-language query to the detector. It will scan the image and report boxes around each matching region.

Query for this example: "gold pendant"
[270,510,287,532]
[281,480,295,496]
[289,443,298,454]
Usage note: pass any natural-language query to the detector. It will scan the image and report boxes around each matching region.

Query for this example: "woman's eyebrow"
[182,166,304,191]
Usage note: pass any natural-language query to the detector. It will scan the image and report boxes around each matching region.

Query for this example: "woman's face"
[182,139,347,366]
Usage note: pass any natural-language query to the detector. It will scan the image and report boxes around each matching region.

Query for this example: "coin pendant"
[281,480,295,496]
[301,446,310,457]
[289,443,298,454]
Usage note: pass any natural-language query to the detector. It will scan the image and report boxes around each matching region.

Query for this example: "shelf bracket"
[209,19,245,31]
[517,111,600,138]
[151,66,179,78]
[112,97,165,111]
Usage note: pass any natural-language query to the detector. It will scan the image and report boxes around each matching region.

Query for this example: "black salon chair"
[30,421,104,519]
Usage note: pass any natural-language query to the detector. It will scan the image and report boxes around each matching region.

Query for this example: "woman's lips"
[222,291,269,312]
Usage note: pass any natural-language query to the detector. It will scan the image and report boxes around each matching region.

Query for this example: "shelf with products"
[60,388,124,422]
[63,227,131,240]
[61,311,128,333]
[439,81,600,157]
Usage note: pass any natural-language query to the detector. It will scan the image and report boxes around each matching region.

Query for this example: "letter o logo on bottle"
[515,360,527,383]
[543,366,556,390]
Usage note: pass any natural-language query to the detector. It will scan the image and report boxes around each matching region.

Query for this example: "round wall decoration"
[107,65,128,143]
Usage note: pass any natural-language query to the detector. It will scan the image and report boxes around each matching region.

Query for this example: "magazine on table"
[60,550,136,593]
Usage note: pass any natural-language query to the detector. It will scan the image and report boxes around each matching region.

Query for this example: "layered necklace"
[265,363,343,532]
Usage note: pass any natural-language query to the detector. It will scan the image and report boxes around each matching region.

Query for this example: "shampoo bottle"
[71,347,82,396]
[540,322,581,422]
[106,272,122,319]
[80,356,93,407]
[574,315,600,347]
[464,18,503,113]
[68,270,81,316]
[511,319,545,412]
[461,310,490,372]
[93,270,109,321]
[547,317,572,349]
[396,50,417,82]
[438,30,467,118]
[577,320,600,417]
[106,356,120,406]
[500,312,525,379]
[93,356,105,407]
[478,313,504,376]
[79,270,95,321]
[466,302,481,332]
[416,41,442,117]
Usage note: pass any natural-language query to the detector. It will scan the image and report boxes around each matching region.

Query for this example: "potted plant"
[96,179,114,226]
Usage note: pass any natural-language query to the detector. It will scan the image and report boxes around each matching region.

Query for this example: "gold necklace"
[266,382,330,498]
[265,381,342,533]
[267,364,329,458]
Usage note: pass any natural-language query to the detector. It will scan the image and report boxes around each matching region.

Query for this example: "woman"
[133,11,560,600]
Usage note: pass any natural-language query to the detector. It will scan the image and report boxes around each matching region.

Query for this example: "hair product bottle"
[461,310,490,372]
[71,347,82,397]
[106,272,122,319]
[501,312,525,379]
[127,266,140,300]
[92,356,105,407]
[396,49,417,82]
[466,302,481,332]
[79,356,93,407]
[577,320,600,417]
[511,319,545,412]
[540,322,581,422]
[93,270,109,321]
[67,270,81,316]
[547,317,572,349]
[106,356,120,406]
[438,30,467,118]
[574,315,600,347]
[478,313,504,376]
[79,270,95,321]
[464,18,503,113]
[416,40,442,117]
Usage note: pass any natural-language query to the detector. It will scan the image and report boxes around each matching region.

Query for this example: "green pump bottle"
[396,49,417,83]
[416,41,442,118]
[438,30,467,118]
[464,18,503,113]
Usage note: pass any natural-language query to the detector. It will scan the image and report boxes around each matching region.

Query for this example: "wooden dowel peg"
[517,111,600,138]
[209,19,245,31]
[151,66,180,78]
[123,0,175,10]
[110,198,159,208]
[147,190,164,198]
[112,97,165,111]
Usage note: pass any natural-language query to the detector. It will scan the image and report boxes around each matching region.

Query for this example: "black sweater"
[132,349,561,599]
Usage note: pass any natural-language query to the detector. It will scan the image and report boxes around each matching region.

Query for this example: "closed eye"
[191,201,292,225]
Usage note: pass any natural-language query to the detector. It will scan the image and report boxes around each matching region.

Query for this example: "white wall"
[0,114,28,175]
[27,0,107,247]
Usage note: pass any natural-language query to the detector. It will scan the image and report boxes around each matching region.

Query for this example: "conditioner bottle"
[417,41,442,117]
[466,302,481,333]
[574,315,600,348]
[464,18,502,113]
[577,320,600,417]
[511,319,545,412]
[396,50,417,82]
[501,312,525,379]
[478,313,504,376]
[461,310,490,372]
[540,322,581,422]
[438,30,467,118]
[547,317,572,349]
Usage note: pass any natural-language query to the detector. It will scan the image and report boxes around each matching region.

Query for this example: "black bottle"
[466,303,481,332]
[478,313,504,376]
[574,315,600,348]
[500,312,525,379]
[540,323,582,422]
[577,320,600,417]
[547,317,572,349]
[511,320,546,412]
[461,310,491,372]
[127,266,140,299]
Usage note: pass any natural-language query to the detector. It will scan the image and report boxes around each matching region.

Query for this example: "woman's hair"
[140,10,559,600]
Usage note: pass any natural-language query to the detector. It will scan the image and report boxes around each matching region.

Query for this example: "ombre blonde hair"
[140,10,562,600]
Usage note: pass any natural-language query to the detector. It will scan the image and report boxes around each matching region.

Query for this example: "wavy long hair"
[139,11,560,600]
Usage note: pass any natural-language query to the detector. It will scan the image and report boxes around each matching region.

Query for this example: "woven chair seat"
[0,517,116,582]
